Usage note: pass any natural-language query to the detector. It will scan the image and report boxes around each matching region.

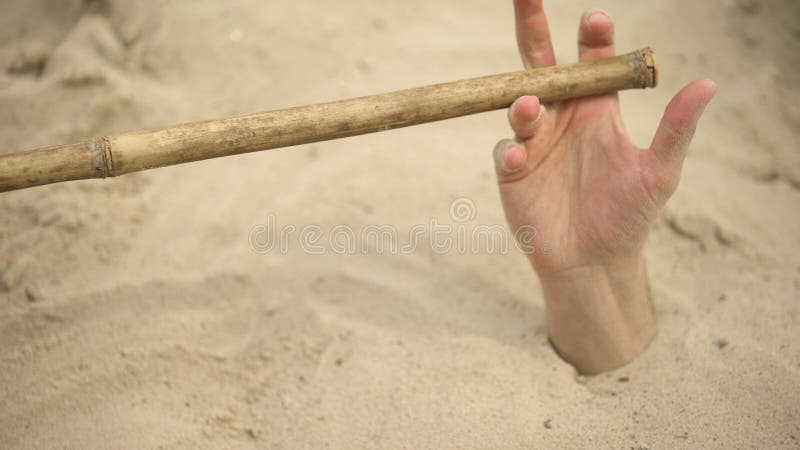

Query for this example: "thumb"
[645,79,717,174]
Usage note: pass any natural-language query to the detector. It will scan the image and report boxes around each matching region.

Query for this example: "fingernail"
[530,104,546,127]
[509,96,529,116]
[585,8,610,24]
[503,146,525,172]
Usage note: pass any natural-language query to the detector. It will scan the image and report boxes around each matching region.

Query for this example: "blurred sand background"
[0,0,799,448]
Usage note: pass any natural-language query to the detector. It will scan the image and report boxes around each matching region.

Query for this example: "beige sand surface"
[1,0,798,448]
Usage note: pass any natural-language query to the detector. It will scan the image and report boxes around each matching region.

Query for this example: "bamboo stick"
[0,48,657,193]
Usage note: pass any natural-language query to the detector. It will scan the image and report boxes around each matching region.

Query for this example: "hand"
[495,0,716,373]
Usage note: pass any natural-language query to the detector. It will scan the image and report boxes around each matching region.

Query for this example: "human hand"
[495,0,716,373]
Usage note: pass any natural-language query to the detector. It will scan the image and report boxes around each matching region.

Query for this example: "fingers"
[578,9,615,62]
[495,95,547,176]
[494,138,528,175]
[508,95,545,140]
[642,79,717,196]
[514,0,556,68]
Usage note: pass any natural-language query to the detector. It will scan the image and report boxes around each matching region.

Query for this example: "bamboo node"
[643,48,658,88]
[98,136,114,178]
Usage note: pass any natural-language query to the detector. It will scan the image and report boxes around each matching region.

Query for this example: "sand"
[0,0,798,448]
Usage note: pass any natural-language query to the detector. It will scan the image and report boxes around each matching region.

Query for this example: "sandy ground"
[1,0,799,448]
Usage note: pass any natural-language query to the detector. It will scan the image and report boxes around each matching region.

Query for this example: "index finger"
[514,0,556,68]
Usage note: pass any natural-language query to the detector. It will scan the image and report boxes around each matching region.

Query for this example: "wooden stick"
[0,48,656,193]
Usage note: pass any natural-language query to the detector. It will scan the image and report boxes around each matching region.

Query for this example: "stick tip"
[641,47,658,88]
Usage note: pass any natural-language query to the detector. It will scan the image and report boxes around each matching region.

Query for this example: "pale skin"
[496,0,717,374]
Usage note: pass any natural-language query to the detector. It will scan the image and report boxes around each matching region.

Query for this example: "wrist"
[537,255,656,374]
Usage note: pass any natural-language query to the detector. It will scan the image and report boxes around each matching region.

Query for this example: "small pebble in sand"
[229,28,244,43]
[715,338,729,349]
[24,286,40,302]
[543,419,552,429]
[0,256,29,292]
